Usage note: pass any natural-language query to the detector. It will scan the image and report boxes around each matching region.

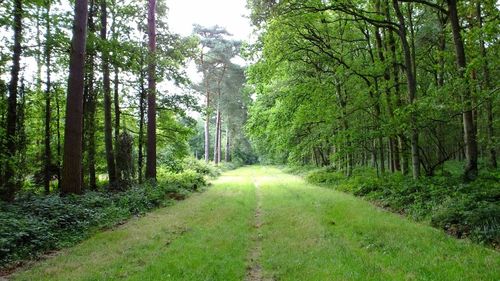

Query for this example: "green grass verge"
[11,169,257,281]
[11,166,499,281]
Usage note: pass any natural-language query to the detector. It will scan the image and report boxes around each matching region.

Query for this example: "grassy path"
[12,166,499,281]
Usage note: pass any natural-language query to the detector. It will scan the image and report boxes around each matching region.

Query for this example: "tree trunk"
[146,0,157,180]
[44,2,52,194]
[61,0,89,195]
[100,0,117,186]
[114,66,121,180]
[114,67,120,143]
[204,93,210,163]
[2,0,23,201]
[225,124,230,162]
[393,0,420,179]
[218,113,222,163]
[138,69,146,184]
[85,0,97,190]
[213,103,221,165]
[447,0,478,180]
[202,51,211,163]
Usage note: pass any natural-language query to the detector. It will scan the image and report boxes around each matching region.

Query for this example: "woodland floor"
[10,166,500,281]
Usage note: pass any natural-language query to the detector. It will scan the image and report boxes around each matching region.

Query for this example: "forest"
[0,0,499,279]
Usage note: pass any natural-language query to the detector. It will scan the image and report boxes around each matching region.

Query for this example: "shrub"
[0,168,209,268]
[181,157,220,178]
[161,169,207,191]
[306,167,344,185]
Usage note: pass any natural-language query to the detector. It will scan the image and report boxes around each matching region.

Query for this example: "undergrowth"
[0,159,231,269]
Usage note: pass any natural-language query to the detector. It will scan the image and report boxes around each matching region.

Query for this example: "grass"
[12,166,500,281]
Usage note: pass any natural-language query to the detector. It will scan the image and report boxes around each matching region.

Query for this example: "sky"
[166,0,253,41]
[163,0,254,116]
[165,0,253,86]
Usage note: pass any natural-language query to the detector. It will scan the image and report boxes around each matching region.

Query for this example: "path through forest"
[12,167,499,281]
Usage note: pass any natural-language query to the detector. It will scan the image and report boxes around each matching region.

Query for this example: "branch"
[398,0,448,14]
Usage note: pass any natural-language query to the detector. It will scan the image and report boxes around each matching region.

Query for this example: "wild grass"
[11,166,500,281]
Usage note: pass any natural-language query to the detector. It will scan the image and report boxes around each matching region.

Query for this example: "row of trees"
[191,25,256,165]
[246,0,498,179]
[0,0,197,201]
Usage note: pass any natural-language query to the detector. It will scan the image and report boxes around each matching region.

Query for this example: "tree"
[193,25,230,163]
[61,0,89,195]
[146,0,157,180]
[1,0,23,201]
[100,0,118,186]
[84,0,98,190]
[245,0,498,181]
[44,0,52,194]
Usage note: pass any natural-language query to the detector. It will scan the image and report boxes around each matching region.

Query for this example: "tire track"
[245,180,265,281]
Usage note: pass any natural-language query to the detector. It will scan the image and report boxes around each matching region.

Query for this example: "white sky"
[164,0,253,99]
[166,0,253,41]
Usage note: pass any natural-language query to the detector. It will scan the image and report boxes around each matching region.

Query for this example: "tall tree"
[146,0,157,180]
[44,0,52,194]
[1,0,23,201]
[61,0,89,195]
[84,0,97,190]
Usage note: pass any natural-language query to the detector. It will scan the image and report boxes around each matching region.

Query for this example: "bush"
[306,167,344,185]
[161,169,207,191]
[0,168,208,268]
[303,167,500,247]
[181,158,221,178]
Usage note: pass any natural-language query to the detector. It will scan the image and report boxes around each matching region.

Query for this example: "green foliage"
[304,168,500,247]
[181,157,221,178]
[305,167,344,185]
[159,169,207,191]
[0,169,208,268]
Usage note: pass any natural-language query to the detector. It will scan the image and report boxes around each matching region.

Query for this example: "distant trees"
[192,25,254,165]
[246,0,499,179]
[193,25,230,163]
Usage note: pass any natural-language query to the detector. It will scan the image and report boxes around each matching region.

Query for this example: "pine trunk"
[146,0,157,180]
[61,0,89,195]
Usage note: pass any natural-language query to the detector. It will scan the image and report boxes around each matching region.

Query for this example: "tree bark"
[85,0,97,190]
[146,0,157,180]
[61,0,89,195]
